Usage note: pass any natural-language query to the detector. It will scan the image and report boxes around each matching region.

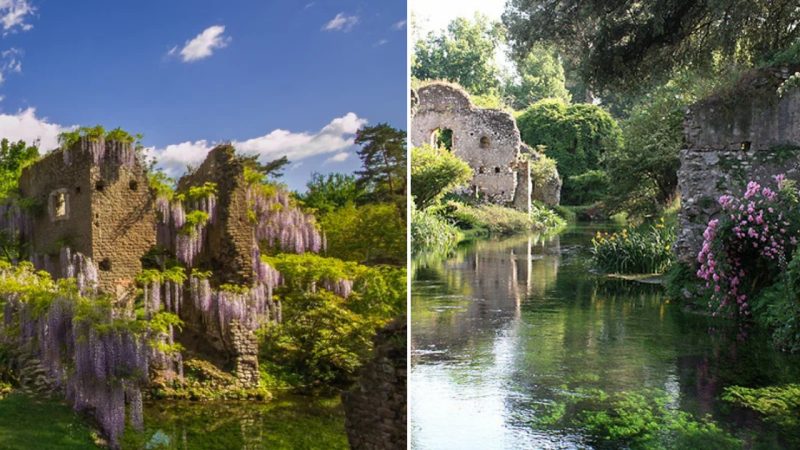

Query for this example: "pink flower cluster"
[696,176,798,316]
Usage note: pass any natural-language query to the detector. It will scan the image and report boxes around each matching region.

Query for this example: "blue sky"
[0,0,407,190]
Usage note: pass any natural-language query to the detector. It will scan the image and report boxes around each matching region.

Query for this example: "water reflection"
[410,226,800,449]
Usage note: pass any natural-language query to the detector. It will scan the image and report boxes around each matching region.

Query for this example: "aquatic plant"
[591,218,675,274]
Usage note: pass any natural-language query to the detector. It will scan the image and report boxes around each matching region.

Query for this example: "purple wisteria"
[248,186,323,253]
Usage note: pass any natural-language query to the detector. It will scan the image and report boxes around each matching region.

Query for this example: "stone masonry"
[342,317,407,450]
[19,138,156,295]
[677,64,800,263]
[411,82,561,209]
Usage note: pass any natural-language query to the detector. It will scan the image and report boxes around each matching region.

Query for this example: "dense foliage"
[258,253,405,387]
[503,0,800,93]
[503,45,571,110]
[298,173,364,215]
[320,202,405,266]
[410,201,460,256]
[516,99,623,204]
[412,14,504,97]
[410,144,472,209]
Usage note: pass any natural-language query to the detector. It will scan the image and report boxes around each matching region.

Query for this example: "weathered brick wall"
[677,65,800,262]
[19,139,156,293]
[19,146,94,276]
[342,318,407,450]
[411,83,521,205]
[177,145,255,286]
[89,142,156,294]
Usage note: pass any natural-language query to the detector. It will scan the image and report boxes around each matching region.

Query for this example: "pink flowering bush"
[697,175,800,317]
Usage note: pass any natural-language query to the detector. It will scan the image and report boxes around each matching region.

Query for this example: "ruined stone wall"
[411,83,522,205]
[19,139,156,293]
[177,145,255,286]
[19,147,93,276]
[89,143,156,295]
[677,65,800,262]
[343,318,407,450]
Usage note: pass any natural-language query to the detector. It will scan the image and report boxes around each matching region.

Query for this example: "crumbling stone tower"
[18,138,156,295]
[411,82,561,209]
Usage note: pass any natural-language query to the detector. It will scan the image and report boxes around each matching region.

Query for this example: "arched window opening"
[480,136,490,149]
[431,127,454,151]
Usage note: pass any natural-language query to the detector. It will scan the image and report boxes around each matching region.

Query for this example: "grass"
[0,392,101,449]
[443,199,565,237]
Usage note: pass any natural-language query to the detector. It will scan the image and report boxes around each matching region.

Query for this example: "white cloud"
[171,25,231,62]
[0,0,34,34]
[322,13,358,32]
[0,107,366,179]
[0,108,69,150]
[304,2,314,9]
[148,112,367,177]
[392,20,406,30]
[373,39,388,47]
[325,152,349,163]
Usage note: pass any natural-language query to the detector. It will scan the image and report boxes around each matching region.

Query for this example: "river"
[410,225,800,449]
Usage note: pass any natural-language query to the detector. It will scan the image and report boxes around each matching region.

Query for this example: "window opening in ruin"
[478,166,485,174]
[129,180,138,191]
[99,258,112,271]
[431,128,453,151]
[494,167,501,173]
[54,192,67,218]
[741,141,751,151]
[480,136,490,149]
[75,186,81,194]
[95,180,105,192]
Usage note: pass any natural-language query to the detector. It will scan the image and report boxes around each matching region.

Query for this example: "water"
[410,225,800,449]
[121,395,348,449]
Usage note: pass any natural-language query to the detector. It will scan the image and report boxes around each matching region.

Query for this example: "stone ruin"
[342,317,406,450]
[410,82,561,211]
[7,139,323,389]
[676,64,800,263]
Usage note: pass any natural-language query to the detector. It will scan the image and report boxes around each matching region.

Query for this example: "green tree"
[605,80,690,215]
[412,14,505,96]
[410,144,473,209]
[240,154,290,181]
[354,123,407,209]
[0,139,39,199]
[503,0,800,93]
[298,173,364,215]
[503,45,571,110]
[516,99,622,204]
[321,203,405,266]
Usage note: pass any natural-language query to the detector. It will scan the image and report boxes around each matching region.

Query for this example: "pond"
[121,395,348,449]
[410,225,800,449]
[0,392,348,449]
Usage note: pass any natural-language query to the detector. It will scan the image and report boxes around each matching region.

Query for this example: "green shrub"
[750,250,800,352]
[567,170,609,205]
[320,202,405,265]
[591,218,675,274]
[410,144,473,209]
[516,98,622,205]
[410,201,461,255]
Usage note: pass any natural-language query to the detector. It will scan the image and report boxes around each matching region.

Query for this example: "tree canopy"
[503,45,571,110]
[354,123,407,208]
[412,14,505,96]
[503,0,800,93]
